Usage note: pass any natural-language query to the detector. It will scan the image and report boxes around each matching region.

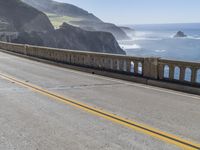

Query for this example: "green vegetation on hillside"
[46,13,81,28]
[22,0,129,40]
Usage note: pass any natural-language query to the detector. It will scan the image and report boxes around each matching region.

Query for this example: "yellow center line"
[0,72,199,150]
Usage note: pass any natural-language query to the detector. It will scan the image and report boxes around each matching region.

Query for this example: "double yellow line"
[0,72,199,150]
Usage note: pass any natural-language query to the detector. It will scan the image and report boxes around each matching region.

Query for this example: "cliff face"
[22,0,130,40]
[44,23,125,54]
[70,21,129,40]
[0,0,54,33]
[15,23,125,54]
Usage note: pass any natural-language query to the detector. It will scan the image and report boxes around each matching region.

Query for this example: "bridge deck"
[0,51,200,150]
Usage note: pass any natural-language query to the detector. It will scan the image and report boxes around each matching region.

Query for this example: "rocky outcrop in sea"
[174,31,187,38]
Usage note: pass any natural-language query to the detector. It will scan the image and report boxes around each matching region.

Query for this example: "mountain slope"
[22,0,102,22]
[0,0,54,33]
[22,0,130,40]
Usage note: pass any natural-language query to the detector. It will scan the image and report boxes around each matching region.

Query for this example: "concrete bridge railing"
[159,59,200,85]
[0,41,200,88]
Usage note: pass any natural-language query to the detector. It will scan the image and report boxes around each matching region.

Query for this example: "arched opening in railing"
[91,57,95,67]
[123,60,127,72]
[82,57,85,65]
[174,66,180,80]
[138,62,143,74]
[108,59,112,69]
[184,67,192,82]
[100,58,104,68]
[116,60,120,70]
[130,61,134,73]
[164,65,169,78]
[196,69,200,83]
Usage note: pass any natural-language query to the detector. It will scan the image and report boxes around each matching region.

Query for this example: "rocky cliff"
[13,23,125,54]
[174,31,187,38]
[43,23,125,54]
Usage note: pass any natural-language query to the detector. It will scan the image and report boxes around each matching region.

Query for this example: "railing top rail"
[159,58,200,67]
[28,45,144,60]
[0,41,144,61]
[0,41,24,46]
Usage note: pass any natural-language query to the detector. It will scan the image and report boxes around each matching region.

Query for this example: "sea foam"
[120,44,141,50]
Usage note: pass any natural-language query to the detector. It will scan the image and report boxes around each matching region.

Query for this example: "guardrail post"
[191,68,197,83]
[24,44,28,55]
[169,65,175,80]
[143,57,159,79]
[180,67,186,81]
[158,64,164,80]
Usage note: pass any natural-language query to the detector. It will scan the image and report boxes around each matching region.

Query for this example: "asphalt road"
[0,51,200,150]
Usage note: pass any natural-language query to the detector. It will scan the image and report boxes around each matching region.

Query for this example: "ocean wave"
[155,49,166,53]
[131,37,163,41]
[170,35,200,40]
[118,37,163,43]
[186,36,200,40]
[120,44,141,49]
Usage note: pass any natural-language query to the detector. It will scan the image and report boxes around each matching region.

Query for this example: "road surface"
[0,51,200,150]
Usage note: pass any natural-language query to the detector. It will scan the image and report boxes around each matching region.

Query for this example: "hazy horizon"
[55,0,200,25]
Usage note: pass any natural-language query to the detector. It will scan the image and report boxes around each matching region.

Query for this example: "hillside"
[22,0,102,22]
[0,0,54,33]
[22,0,130,40]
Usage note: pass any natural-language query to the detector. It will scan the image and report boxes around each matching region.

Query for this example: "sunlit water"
[118,23,200,82]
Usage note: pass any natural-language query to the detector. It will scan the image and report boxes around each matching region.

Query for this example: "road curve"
[0,51,200,149]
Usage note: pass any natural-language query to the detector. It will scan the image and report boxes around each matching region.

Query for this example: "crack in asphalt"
[47,83,124,90]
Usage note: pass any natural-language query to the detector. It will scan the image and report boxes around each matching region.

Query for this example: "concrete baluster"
[134,61,138,74]
[90,55,94,67]
[96,56,101,68]
[123,60,127,72]
[169,65,175,80]
[191,68,197,83]
[143,57,158,79]
[180,66,186,81]
[117,59,120,70]
[126,60,131,73]
[71,55,75,64]
[110,57,114,70]
[119,59,124,71]
[158,64,164,80]
[112,59,118,70]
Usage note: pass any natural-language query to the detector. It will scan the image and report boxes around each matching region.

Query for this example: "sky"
[55,0,200,25]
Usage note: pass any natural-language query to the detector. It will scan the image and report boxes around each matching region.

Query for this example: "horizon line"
[118,22,200,26]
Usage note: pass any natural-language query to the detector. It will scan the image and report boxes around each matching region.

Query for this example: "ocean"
[119,23,200,62]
